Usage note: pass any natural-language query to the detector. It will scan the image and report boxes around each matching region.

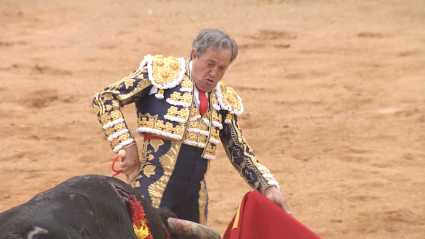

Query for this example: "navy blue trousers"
[134,140,209,224]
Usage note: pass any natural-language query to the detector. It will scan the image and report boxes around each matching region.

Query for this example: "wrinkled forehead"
[199,46,232,63]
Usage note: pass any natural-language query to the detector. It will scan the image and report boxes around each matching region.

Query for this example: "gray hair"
[191,29,238,63]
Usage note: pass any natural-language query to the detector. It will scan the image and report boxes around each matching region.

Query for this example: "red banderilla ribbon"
[112,150,126,177]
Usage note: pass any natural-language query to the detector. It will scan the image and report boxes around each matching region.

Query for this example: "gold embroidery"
[169,92,192,104]
[105,127,114,136]
[219,83,242,112]
[181,78,193,89]
[148,141,182,208]
[169,61,179,71]
[202,142,217,157]
[137,79,152,90]
[159,69,170,79]
[115,76,152,101]
[138,113,157,129]
[198,179,208,225]
[170,92,180,101]
[106,104,113,111]
[154,120,174,133]
[183,102,216,148]
[117,133,130,142]
[124,78,136,89]
[174,125,184,137]
[181,92,192,104]
[111,133,131,148]
[112,100,120,110]
[150,139,164,153]
[167,106,178,116]
[133,140,149,188]
[212,111,222,124]
[185,132,197,141]
[110,132,131,148]
[110,110,123,120]
[226,113,232,121]
[199,135,207,143]
[148,154,155,161]
[139,146,156,178]
[223,117,269,190]
[138,113,184,138]
[151,55,181,86]
[103,93,114,100]
[114,122,126,131]
[183,117,208,147]
[143,165,156,177]
[204,143,217,156]
[100,114,111,125]
[200,119,209,132]
[139,142,150,172]
[111,133,130,148]
[190,106,199,118]
[210,92,218,105]
[128,67,146,78]
[134,181,140,188]
[210,128,219,141]
[166,106,190,120]
[188,120,199,128]
[111,139,119,148]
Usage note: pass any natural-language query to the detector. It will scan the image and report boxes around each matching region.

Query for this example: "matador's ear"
[190,49,196,61]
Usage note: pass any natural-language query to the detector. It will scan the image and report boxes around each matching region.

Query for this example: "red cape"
[223,191,322,239]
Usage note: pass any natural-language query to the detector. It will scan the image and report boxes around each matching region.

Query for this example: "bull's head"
[111,181,221,239]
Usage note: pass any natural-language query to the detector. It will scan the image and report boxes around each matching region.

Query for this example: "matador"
[92,29,292,226]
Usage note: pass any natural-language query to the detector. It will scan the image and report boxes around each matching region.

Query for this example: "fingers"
[120,162,139,185]
[282,201,293,216]
[127,169,138,185]
[264,188,293,216]
[277,196,293,216]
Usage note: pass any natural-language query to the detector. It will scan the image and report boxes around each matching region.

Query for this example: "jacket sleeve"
[219,113,280,192]
[92,67,152,153]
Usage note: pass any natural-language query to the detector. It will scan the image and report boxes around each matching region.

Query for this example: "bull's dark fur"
[0,175,176,239]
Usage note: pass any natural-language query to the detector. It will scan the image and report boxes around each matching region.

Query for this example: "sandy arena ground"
[0,1,424,238]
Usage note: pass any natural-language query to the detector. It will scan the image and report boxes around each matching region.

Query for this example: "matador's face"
[191,46,232,92]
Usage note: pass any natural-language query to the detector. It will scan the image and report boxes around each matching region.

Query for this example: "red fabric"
[143,133,170,141]
[197,88,208,116]
[223,191,322,239]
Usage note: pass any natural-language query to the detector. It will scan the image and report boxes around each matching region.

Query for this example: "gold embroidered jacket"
[92,55,279,191]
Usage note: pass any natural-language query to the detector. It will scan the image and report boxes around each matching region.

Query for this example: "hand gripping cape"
[223,191,322,239]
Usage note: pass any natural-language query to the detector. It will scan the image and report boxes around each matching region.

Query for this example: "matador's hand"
[119,144,140,185]
[263,186,293,215]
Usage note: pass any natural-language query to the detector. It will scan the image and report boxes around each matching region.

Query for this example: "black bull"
[0,175,219,239]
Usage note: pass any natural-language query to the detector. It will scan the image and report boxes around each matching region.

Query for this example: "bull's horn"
[167,217,222,239]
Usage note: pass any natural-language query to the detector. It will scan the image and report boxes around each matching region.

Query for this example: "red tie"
[197,88,209,116]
